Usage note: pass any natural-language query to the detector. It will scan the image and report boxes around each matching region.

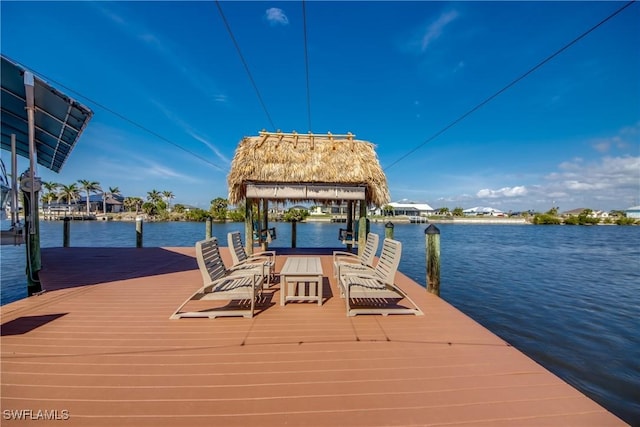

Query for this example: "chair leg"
[169,286,207,319]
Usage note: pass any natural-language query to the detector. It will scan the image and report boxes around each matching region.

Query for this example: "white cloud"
[94,3,223,102]
[477,186,528,199]
[150,99,230,170]
[186,130,231,166]
[559,158,583,171]
[591,122,639,153]
[453,61,465,72]
[420,10,458,52]
[554,156,639,191]
[143,162,200,182]
[265,8,289,26]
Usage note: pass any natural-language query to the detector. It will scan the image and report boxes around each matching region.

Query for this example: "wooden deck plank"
[1,246,625,426]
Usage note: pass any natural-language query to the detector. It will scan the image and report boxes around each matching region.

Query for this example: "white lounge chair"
[333,232,379,283]
[228,231,276,289]
[170,237,264,319]
[339,238,423,317]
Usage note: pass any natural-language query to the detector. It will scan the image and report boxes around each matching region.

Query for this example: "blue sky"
[2,1,639,212]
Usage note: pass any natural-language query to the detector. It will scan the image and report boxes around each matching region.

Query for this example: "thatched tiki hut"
[227,131,390,253]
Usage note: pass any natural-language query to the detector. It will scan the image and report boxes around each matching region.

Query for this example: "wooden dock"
[1,246,625,426]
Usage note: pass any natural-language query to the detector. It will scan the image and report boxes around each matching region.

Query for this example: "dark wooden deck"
[1,246,625,426]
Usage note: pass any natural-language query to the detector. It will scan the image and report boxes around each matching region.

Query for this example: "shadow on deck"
[39,247,196,290]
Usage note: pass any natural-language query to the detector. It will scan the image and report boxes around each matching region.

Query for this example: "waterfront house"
[384,200,435,217]
[625,206,640,219]
[463,206,504,216]
[75,194,124,213]
[562,208,610,219]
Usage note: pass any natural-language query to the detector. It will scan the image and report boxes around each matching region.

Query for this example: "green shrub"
[283,208,309,222]
[227,210,245,222]
[185,208,211,222]
[533,214,561,225]
[616,217,637,226]
[563,216,580,225]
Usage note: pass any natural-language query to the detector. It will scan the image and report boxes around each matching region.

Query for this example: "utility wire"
[215,0,276,130]
[302,0,313,132]
[3,55,228,172]
[384,0,636,171]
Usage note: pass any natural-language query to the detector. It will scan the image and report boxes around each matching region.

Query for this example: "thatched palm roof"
[228,131,390,206]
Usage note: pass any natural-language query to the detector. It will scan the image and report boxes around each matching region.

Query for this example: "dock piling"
[136,217,143,248]
[425,224,441,296]
[385,221,394,240]
[63,217,70,247]
[205,217,212,239]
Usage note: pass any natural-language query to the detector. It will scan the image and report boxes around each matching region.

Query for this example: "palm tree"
[42,181,59,194]
[102,186,121,213]
[147,189,162,204]
[123,196,143,214]
[41,192,56,215]
[57,183,80,214]
[77,180,101,214]
[210,197,228,221]
[162,190,174,211]
[41,181,59,214]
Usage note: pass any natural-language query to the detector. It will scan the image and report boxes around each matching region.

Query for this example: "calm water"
[1,220,639,424]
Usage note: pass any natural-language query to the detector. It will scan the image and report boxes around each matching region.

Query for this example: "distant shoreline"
[38,214,634,226]
[307,216,530,224]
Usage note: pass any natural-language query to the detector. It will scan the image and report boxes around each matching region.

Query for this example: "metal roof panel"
[1,55,93,173]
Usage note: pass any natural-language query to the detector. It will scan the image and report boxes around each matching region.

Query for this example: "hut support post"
[291,220,297,248]
[357,200,368,256]
[245,199,254,255]
[346,201,354,251]
[261,199,268,251]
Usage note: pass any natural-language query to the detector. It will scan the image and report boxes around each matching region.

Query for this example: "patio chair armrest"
[239,256,270,265]
[227,262,264,274]
[206,272,261,289]
[333,251,358,262]
[335,257,361,265]
[251,250,276,258]
[333,251,356,258]
[340,271,377,280]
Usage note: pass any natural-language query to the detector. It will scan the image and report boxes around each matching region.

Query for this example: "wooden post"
[136,217,143,248]
[291,220,297,248]
[385,221,394,240]
[63,217,70,247]
[245,199,254,255]
[346,201,354,251]
[255,200,261,246]
[425,224,440,296]
[205,217,212,239]
[262,199,269,251]
[357,200,368,256]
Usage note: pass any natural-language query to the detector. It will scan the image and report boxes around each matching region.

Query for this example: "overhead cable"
[215,0,276,130]
[2,55,227,172]
[384,0,636,171]
[302,0,313,132]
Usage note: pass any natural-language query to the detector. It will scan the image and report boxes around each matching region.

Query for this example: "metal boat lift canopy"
[1,55,93,252]
[1,55,93,173]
